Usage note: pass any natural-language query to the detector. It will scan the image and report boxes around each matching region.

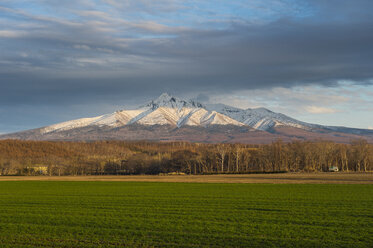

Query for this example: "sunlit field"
[0,182,372,247]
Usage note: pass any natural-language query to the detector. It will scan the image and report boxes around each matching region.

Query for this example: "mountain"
[1,93,373,143]
[206,103,318,131]
[37,93,243,134]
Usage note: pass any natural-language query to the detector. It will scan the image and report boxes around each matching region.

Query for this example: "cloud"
[208,86,349,113]
[1,2,373,92]
[0,0,373,132]
[305,106,338,114]
[73,44,91,50]
[193,93,210,102]
[0,30,25,38]
[102,0,186,14]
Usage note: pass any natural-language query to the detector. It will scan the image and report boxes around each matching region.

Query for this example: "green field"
[0,182,372,247]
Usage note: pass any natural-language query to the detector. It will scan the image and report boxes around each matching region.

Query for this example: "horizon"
[1,91,373,135]
[1,0,373,133]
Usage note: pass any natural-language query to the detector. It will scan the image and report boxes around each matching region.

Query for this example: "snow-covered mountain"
[39,93,243,135]
[1,93,373,143]
[206,103,319,131]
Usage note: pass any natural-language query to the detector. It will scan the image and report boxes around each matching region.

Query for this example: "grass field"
[0,182,372,247]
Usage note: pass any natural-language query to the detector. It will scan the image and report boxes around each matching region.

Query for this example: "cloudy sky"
[1,0,373,133]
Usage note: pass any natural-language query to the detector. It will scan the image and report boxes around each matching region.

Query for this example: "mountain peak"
[144,93,204,110]
[156,92,173,101]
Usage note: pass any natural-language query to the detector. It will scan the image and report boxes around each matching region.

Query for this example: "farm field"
[0,172,373,184]
[0,182,372,248]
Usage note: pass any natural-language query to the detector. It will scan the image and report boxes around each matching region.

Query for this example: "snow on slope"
[180,108,244,127]
[41,110,145,134]
[40,93,243,134]
[136,93,243,127]
[137,107,182,126]
[41,116,107,134]
[207,104,319,131]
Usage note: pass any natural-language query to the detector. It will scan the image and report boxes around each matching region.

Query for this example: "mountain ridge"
[1,93,373,143]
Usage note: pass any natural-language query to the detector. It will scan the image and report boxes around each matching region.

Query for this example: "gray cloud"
[2,20,373,101]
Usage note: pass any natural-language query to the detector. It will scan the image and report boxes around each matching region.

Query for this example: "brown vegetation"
[0,173,372,184]
[0,139,372,176]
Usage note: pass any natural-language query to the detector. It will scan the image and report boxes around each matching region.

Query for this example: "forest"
[0,139,372,176]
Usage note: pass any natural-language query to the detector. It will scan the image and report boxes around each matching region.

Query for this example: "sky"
[0,0,373,133]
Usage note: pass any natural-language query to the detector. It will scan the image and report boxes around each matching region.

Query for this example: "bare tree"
[216,144,229,173]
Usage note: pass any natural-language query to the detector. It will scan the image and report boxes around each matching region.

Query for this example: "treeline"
[0,139,372,176]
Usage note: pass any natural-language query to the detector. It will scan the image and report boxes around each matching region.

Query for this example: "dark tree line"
[0,139,372,176]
